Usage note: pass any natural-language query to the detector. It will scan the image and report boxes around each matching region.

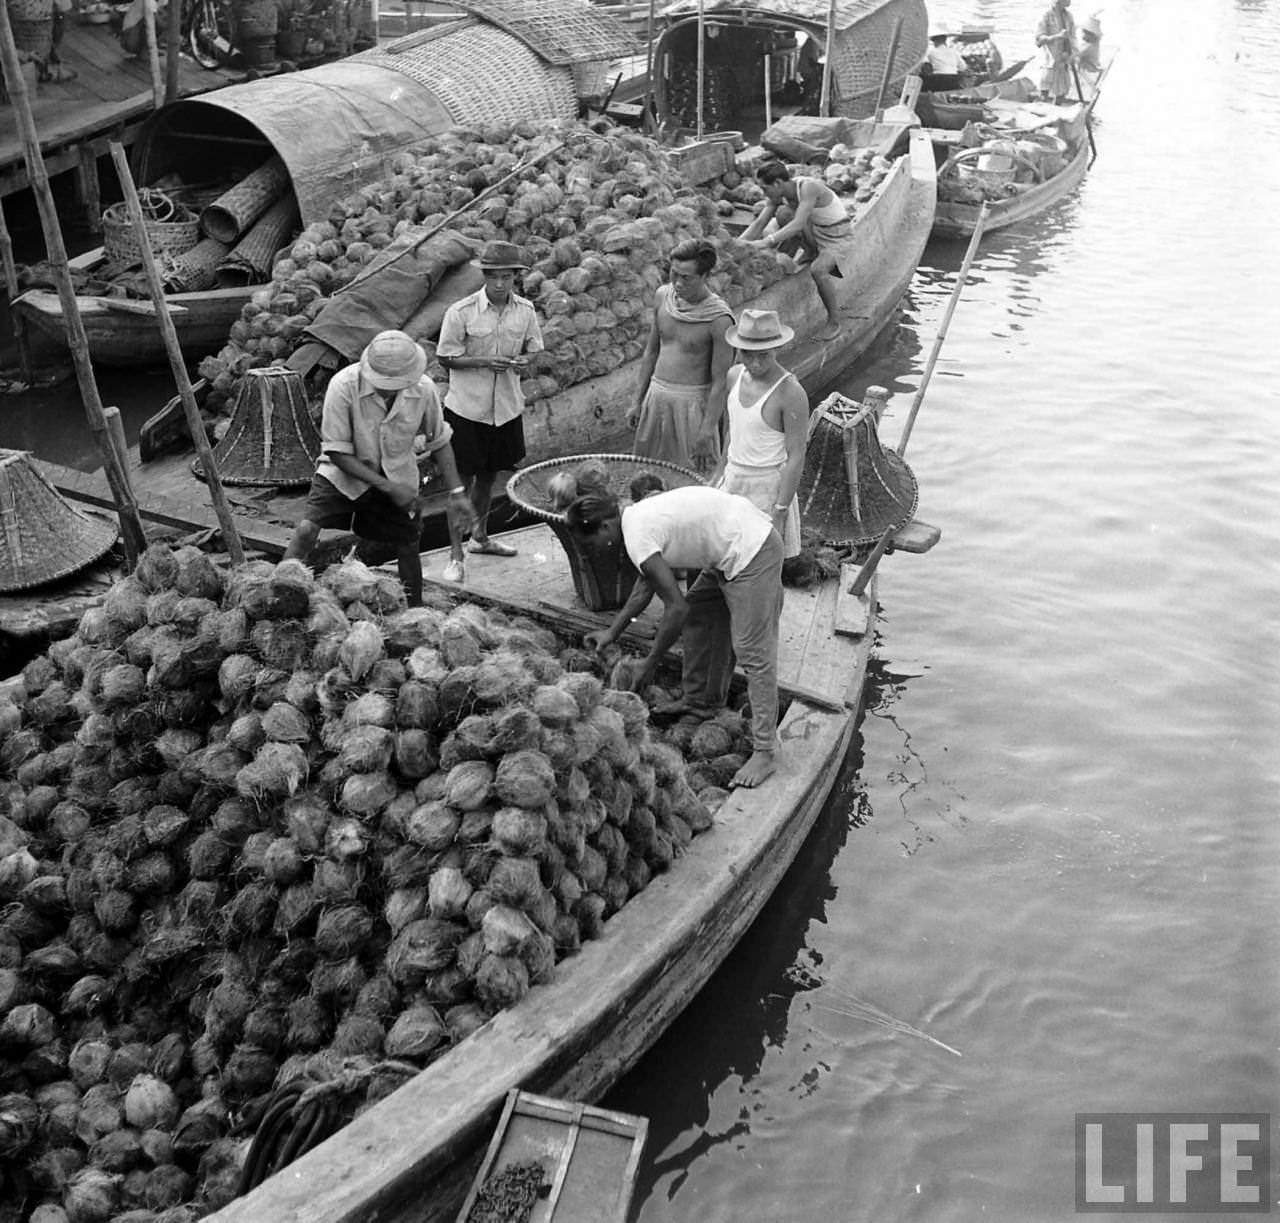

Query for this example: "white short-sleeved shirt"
[316,364,452,500]
[621,486,773,581]
[436,288,544,426]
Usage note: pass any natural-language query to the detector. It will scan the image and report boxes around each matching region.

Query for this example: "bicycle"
[185,0,238,69]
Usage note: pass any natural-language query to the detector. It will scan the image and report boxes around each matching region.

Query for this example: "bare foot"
[651,697,719,721]
[731,749,777,788]
[817,320,841,342]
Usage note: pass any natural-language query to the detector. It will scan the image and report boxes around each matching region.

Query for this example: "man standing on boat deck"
[1036,0,1077,104]
[580,475,785,789]
[743,162,855,342]
[283,330,473,608]
[628,238,735,475]
[436,240,544,584]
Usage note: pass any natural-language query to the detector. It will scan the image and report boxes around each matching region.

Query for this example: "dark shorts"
[443,409,525,476]
[302,474,420,545]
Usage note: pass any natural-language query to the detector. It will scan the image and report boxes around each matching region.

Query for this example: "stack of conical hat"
[0,449,118,592]
[797,389,918,548]
[192,366,321,487]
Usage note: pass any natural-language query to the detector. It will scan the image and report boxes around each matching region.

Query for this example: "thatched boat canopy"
[653,0,926,126]
[134,0,639,229]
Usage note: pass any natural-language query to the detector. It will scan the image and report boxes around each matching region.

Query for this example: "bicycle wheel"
[188,0,234,69]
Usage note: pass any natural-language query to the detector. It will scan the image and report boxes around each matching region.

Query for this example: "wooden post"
[873,15,903,120]
[102,406,130,474]
[897,203,989,457]
[108,141,245,564]
[642,0,656,129]
[819,0,836,116]
[142,0,163,110]
[0,199,34,385]
[695,0,705,139]
[763,53,772,130]
[0,8,146,565]
[76,144,101,234]
[165,0,182,102]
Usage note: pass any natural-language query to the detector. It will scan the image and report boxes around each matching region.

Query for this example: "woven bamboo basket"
[0,450,118,591]
[200,156,290,245]
[507,453,704,611]
[191,367,320,487]
[161,236,232,293]
[8,14,52,58]
[215,194,298,287]
[102,194,201,267]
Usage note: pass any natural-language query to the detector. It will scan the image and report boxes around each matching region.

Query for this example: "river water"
[605,1,1280,1220]
[1,1,1275,1219]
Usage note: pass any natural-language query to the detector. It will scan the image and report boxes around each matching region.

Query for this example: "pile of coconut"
[0,545,754,1222]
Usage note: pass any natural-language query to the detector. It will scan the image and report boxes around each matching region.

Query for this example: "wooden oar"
[1070,62,1097,164]
[896,202,989,457]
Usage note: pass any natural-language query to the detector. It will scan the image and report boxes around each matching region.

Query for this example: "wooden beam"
[76,144,102,234]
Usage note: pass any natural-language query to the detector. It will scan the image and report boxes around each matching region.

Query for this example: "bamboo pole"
[0,199,34,385]
[764,53,772,130]
[819,0,836,116]
[873,15,904,120]
[142,0,163,110]
[165,0,181,102]
[897,203,989,457]
[0,8,146,565]
[108,141,245,564]
[642,0,656,130]
[695,0,705,139]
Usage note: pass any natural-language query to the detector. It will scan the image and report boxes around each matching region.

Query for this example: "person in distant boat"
[284,330,473,608]
[743,162,855,343]
[436,240,544,583]
[1077,12,1103,77]
[580,473,785,789]
[1035,0,1077,104]
[922,24,967,92]
[628,238,735,476]
[709,309,806,560]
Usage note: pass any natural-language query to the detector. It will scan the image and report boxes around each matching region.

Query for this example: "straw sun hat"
[359,330,427,391]
[0,450,118,592]
[471,240,529,270]
[726,308,795,350]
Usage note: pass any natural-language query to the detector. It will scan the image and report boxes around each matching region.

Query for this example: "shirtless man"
[628,238,735,474]
[743,162,856,341]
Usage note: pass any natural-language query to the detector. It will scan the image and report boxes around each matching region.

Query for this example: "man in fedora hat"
[284,329,473,606]
[628,237,735,475]
[743,163,855,342]
[436,239,544,583]
[710,308,807,560]
[580,472,785,789]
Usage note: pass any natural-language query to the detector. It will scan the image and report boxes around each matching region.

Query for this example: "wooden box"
[667,138,735,185]
[456,1091,648,1223]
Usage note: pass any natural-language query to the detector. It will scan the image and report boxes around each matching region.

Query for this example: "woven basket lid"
[507,452,705,522]
[797,392,919,547]
[0,449,118,592]
[192,366,321,488]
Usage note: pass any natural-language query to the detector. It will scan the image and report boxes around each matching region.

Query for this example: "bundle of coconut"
[194,118,788,418]
[0,544,750,1221]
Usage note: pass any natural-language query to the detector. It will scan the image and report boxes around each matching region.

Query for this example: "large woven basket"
[9,14,52,58]
[508,453,704,611]
[0,450,118,591]
[102,193,201,267]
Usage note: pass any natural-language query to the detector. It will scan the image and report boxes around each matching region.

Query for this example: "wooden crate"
[667,138,735,185]
[456,1091,648,1223]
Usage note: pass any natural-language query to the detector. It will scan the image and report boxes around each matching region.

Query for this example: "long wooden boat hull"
[12,280,256,368]
[931,120,1092,239]
[207,525,876,1223]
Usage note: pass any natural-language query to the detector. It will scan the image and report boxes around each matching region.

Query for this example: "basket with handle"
[101,190,201,267]
[507,453,705,611]
[941,144,1043,187]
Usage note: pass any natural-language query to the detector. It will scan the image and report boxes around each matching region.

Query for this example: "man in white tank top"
[579,476,785,788]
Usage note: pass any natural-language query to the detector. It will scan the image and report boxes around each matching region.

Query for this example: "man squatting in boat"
[283,330,475,606]
[579,475,786,789]
[628,238,735,475]
[742,162,857,342]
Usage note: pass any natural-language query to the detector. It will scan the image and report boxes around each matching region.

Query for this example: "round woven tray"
[507,453,706,522]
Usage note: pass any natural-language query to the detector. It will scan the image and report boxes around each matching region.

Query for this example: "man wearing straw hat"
[284,330,473,607]
[579,473,785,789]
[1035,0,1078,103]
[436,239,544,584]
[709,308,807,560]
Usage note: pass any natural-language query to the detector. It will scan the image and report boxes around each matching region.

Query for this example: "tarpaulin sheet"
[304,230,481,363]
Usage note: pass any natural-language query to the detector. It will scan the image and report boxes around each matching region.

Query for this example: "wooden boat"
[207,519,882,1223]
[11,249,257,368]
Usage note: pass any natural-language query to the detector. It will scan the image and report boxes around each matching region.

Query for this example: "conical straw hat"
[192,367,321,487]
[0,449,118,592]
[798,391,918,547]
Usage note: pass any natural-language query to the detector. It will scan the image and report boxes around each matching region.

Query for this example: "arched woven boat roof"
[656,0,927,118]
[135,22,577,229]
[447,0,640,65]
